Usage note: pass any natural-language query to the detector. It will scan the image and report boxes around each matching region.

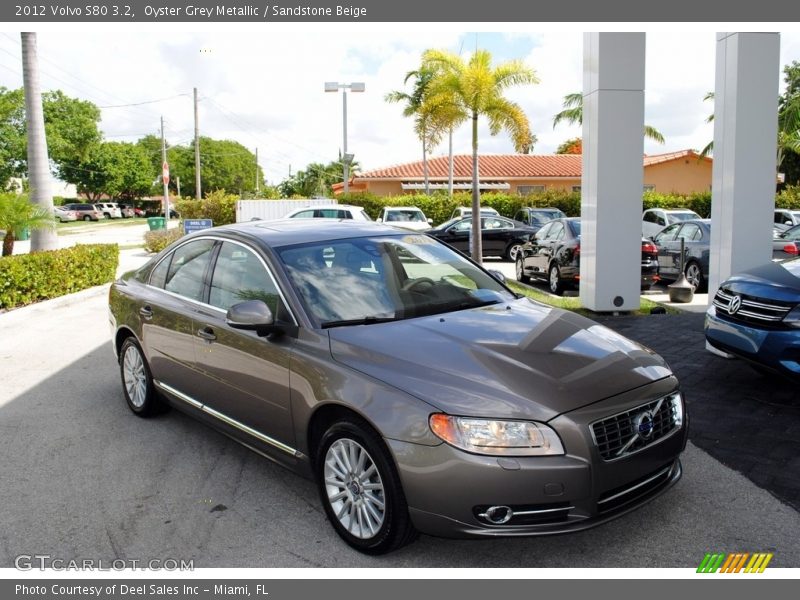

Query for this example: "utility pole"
[255,147,260,194]
[176,176,181,199]
[194,87,201,201]
[161,116,170,222]
[21,32,57,251]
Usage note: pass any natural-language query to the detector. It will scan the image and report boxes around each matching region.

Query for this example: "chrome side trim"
[156,380,203,409]
[597,464,673,506]
[154,380,300,458]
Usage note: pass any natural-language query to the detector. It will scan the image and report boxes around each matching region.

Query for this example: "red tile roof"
[643,149,710,166]
[355,150,708,180]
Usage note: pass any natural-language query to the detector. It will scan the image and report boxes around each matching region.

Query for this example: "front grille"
[591,393,682,461]
[713,288,794,327]
[597,463,676,514]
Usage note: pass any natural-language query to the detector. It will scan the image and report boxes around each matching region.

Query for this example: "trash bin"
[15,227,30,241]
[147,217,166,231]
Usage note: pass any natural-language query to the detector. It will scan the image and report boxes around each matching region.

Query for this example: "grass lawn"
[506,280,676,317]
[56,218,149,234]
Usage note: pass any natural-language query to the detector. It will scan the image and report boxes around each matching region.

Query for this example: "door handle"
[197,326,217,342]
[139,305,153,319]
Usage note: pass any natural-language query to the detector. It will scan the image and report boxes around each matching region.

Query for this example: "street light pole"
[325,81,364,196]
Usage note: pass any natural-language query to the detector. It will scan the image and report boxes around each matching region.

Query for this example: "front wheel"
[516,256,530,284]
[549,263,564,295]
[83,215,92,221]
[316,418,416,554]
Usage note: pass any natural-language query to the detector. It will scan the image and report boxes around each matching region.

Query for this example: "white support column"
[580,33,645,312]
[709,33,780,300]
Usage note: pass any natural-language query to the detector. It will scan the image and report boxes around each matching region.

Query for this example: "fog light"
[480,505,513,524]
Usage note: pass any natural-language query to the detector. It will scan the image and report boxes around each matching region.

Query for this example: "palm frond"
[644,125,665,144]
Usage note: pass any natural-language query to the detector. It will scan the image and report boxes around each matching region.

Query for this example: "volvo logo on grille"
[634,411,655,440]
[728,294,742,315]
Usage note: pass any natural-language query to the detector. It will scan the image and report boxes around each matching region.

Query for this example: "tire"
[684,261,706,293]
[548,263,564,295]
[83,215,91,221]
[315,418,417,555]
[515,256,530,284]
[506,242,523,262]
[119,338,163,417]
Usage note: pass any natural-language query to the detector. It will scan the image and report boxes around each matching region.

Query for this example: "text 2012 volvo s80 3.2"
[109,220,687,554]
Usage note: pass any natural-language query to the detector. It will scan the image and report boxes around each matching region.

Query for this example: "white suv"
[94,202,123,219]
[283,205,372,221]
[642,208,701,238]
[376,206,432,231]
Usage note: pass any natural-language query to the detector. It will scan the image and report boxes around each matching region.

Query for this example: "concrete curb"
[0,283,111,322]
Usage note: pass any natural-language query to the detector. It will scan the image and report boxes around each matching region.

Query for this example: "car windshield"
[386,210,425,222]
[667,212,700,223]
[278,234,514,327]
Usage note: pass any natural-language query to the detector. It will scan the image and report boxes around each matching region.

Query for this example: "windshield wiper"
[321,316,400,329]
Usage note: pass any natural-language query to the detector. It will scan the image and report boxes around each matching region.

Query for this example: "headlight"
[782,304,800,328]
[429,414,565,456]
[669,391,684,428]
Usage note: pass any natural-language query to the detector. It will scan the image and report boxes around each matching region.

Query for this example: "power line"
[98,94,190,109]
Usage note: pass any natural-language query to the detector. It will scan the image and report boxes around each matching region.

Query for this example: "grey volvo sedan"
[109,220,687,554]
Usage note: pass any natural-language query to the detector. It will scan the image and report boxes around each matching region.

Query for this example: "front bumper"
[390,377,687,539]
[705,305,800,379]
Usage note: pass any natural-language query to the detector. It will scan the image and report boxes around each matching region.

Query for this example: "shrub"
[0,244,119,309]
[174,190,237,225]
[776,185,800,209]
[143,227,184,254]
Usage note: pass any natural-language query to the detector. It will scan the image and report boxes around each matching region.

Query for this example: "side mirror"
[226,300,279,336]
[488,269,506,284]
[376,217,383,223]
[427,218,433,225]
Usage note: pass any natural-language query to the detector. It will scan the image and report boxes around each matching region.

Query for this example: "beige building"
[333,150,712,196]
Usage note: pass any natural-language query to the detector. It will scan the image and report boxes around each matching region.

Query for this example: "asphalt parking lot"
[1,253,799,568]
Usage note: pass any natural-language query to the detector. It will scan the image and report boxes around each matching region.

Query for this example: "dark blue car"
[705,258,800,380]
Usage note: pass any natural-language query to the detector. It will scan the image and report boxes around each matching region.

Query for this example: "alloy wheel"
[323,438,386,540]
[122,345,147,408]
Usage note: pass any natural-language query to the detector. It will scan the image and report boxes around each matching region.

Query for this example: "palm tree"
[701,91,800,169]
[422,49,538,261]
[699,91,714,158]
[0,192,54,256]
[386,68,442,195]
[553,91,666,144]
[21,32,58,252]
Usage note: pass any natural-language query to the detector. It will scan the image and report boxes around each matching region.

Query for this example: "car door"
[481,217,513,256]
[526,222,555,275]
[652,223,682,277]
[438,218,472,253]
[140,238,216,401]
[674,222,706,274]
[191,240,296,451]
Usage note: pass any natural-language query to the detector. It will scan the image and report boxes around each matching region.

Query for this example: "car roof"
[383,206,423,211]
[289,204,363,211]
[213,219,406,248]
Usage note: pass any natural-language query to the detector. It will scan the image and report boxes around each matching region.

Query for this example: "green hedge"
[0,244,119,309]
[143,227,184,253]
[339,187,779,224]
[174,190,237,225]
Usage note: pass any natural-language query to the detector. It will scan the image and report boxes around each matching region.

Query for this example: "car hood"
[723,259,800,303]
[328,298,673,422]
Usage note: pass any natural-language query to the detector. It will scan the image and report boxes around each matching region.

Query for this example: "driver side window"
[654,223,681,243]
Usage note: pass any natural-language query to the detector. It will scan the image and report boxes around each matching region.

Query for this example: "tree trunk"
[471,111,482,262]
[2,231,14,257]
[21,32,57,251]
[448,128,454,198]
[422,135,429,195]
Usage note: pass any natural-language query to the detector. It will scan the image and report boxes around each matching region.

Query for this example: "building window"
[518,185,545,196]
[643,184,656,191]
[571,186,581,192]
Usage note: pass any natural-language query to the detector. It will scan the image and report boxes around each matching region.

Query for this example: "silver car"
[109,220,687,554]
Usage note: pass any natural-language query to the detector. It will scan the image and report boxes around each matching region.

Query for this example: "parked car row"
[59,202,150,221]
[515,218,660,294]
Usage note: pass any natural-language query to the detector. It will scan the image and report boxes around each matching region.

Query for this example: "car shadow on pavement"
[0,342,799,568]
[597,312,800,513]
